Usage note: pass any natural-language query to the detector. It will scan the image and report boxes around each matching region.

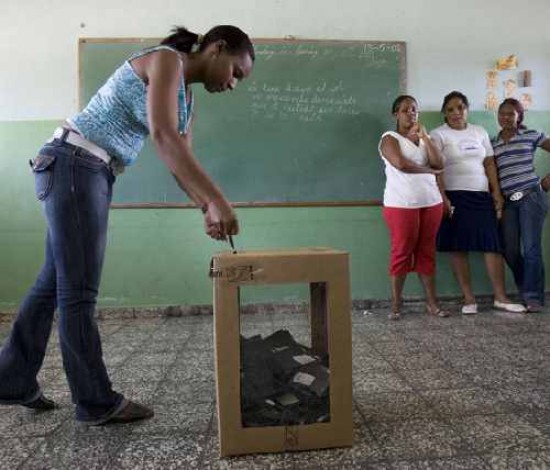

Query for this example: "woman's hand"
[541,174,550,192]
[442,196,454,218]
[204,200,239,240]
[407,123,429,142]
[417,124,430,141]
[492,191,504,219]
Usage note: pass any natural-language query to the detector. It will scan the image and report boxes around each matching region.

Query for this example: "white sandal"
[493,300,526,313]
[461,303,478,315]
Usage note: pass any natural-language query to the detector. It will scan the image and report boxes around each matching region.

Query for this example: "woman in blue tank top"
[0,26,254,425]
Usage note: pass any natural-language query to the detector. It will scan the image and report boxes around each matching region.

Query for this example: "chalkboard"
[79,39,406,206]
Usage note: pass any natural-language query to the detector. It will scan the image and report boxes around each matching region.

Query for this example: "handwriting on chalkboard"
[248,80,360,122]
[257,42,401,67]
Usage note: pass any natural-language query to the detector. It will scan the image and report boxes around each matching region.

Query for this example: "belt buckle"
[510,191,524,201]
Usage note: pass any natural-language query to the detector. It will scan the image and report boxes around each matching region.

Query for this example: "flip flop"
[388,310,401,321]
[427,305,450,318]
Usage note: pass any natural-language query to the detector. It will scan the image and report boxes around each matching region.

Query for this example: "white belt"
[508,184,541,202]
[50,127,111,165]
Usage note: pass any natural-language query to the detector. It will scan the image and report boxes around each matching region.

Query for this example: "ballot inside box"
[241,329,330,427]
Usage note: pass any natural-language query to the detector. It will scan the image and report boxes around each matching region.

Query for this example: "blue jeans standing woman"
[0,25,255,424]
[492,97,550,312]
[0,136,150,424]
[501,186,548,309]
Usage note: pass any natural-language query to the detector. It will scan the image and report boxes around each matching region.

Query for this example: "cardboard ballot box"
[211,247,352,457]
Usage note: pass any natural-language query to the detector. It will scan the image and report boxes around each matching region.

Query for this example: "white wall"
[1,0,549,120]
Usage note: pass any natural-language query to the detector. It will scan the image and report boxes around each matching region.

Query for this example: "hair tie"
[191,34,204,53]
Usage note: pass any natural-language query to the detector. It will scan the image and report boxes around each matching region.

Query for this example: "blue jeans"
[501,186,548,305]
[0,138,123,422]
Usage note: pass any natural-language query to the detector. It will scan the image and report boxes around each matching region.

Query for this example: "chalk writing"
[255,42,401,68]
[247,80,360,122]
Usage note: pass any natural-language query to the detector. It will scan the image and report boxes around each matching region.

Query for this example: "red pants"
[383,204,443,276]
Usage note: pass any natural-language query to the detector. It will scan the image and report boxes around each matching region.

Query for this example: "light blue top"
[69,45,193,166]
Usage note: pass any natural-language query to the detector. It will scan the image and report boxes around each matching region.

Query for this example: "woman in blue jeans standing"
[0,25,254,425]
[492,98,550,312]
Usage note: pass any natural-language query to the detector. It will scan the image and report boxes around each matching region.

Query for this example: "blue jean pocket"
[30,154,56,200]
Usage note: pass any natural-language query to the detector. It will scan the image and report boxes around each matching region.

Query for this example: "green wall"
[1,118,549,311]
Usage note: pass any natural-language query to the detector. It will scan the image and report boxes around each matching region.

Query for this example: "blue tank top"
[69,45,193,166]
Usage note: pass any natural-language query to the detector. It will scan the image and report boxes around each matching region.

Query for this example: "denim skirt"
[437,190,502,253]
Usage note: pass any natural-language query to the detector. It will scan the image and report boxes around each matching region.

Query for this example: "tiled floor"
[1,301,550,469]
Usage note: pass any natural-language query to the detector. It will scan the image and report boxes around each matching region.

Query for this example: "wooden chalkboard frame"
[78,38,407,208]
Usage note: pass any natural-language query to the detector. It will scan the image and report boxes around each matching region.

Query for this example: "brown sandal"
[388,300,401,320]
[95,400,154,426]
[388,310,401,321]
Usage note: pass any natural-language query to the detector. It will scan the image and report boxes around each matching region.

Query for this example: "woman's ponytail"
[160,26,201,53]
[161,25,254,61]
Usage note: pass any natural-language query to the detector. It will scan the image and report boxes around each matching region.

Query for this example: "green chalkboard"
[79,39,406,206]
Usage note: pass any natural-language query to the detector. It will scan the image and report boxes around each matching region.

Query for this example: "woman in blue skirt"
[430,91,525,315]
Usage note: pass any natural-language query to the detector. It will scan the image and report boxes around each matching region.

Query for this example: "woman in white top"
[379,95,448,320]
[430,91,525,314]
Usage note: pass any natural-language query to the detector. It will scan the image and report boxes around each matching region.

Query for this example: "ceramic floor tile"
[114,381,160,405]
[353,371,413,394]
[168,363,215,382]
[351,341,378,354]
[485,452,550,469]
[0,437,46,468]
[353,354,395,373]
[400,368,473,391]
[354,391,438,423]
[435,353,501,371]
[420,388,517,418]
[41,353,64,370]
[451,414,550,455]
[182,340,214,352]
[111,434,207,469]
[110,362,172,383]
[368,418,464,461]
[128,401,213,436]
[19,432,126,469]
[152,377,216,405]
[383,352,448,371]
[370,341,428,358]
[46,388,73,405]
[208,451,295,469]
[97,322,124,336]
[0,406,72,438]
[173,348,215,361]
[390,456,491,469]
[523,411,550,438]
[128,351,178,366]
[500,388,550,414]
[354,330,410,344]
[37,365,65,384]
[465,365,546,390]
[101,345,139,364]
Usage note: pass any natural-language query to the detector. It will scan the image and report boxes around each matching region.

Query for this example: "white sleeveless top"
[378,131,442,208]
